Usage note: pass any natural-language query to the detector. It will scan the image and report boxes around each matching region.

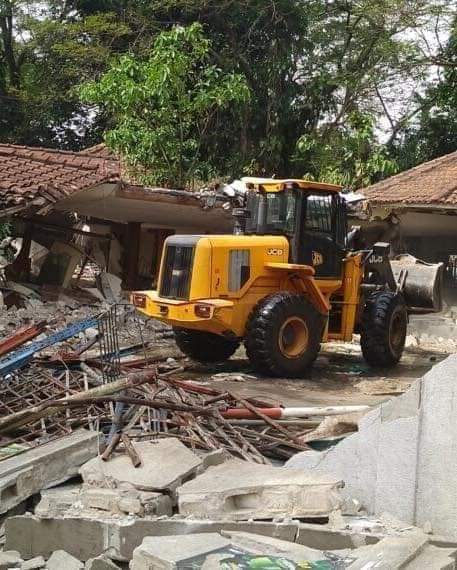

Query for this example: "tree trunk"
[0,5,20,89]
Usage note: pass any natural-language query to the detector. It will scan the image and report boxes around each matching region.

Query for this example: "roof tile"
[0,143,120,211]
[362,151,457,207]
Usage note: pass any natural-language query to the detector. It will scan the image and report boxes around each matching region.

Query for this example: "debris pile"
[1,292,457,567]
[0,302,172,454]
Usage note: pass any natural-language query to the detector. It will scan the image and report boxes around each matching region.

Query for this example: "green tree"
[0,1,132,147]
[0,0,452,184]
[128,0,445,180]
[393,13,457,169]
[22,12,131,148]
[81,23,250,188]
[295,112,398,189]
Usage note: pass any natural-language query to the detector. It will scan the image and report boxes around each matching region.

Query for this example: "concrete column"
[122,222,141,290]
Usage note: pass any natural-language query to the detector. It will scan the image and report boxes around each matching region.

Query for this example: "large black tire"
[245,292,324,377]
[360,291,408,367]
[173,328,239,363]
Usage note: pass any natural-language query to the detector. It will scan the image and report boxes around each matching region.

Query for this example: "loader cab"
[242,178,347,278]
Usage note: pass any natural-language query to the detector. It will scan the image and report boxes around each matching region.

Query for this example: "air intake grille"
[159,244,195,300]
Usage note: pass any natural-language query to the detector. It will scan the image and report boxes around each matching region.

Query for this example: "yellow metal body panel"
[134,234,365,343]
[327,254,364,342]
[241,177,342,193]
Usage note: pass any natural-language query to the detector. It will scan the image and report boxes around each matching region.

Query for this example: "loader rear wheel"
[173,328,239,363]
[360,291,408,367]
[245,293,324,377]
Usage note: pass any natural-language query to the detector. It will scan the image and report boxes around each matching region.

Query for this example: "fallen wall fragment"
[177,459,343,520]
[4,513,414,563]
[4,515,303,561]
[80,438,202,496]
[130,529,457,570]
[286,354,457,541]
[0,429,98,514]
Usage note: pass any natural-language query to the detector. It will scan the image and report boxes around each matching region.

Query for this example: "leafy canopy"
[296,113,399,188]
[81,23,250,188]
[0,0,455,188]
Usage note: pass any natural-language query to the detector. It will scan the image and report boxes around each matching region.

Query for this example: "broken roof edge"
[119,183,229,208]
[369,201,457,212]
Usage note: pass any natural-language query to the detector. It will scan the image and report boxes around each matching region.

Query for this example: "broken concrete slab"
[295,521,381,550]
[129,529,457,570]
[405,544,457,569]
[80,487,121,512]
[177,459,343,520]
[6,515,107,562]
[36,483,172,518]
[221,531,325,563]
[84,555,121,570]
[0,550,22,569]
[347,532,435,570]
[80,438,202,493]
[0,430,98,514]
[21,556,45,570]
[46,550,83,570]
[14,512,432,564]
[35,483,82,518]
[131,534,231,570]
[5,514,302,561]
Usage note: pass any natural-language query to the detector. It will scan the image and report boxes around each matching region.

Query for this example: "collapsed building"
[0,143,231,300]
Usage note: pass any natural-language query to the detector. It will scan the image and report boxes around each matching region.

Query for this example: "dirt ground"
[178,341,450,409]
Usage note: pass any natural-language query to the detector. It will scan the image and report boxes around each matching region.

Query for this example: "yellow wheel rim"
[278,316,309,358]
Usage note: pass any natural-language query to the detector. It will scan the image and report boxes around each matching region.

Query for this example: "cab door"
[292,193,347,278]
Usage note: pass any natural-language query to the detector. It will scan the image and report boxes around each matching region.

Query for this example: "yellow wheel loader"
[132,178,443,377]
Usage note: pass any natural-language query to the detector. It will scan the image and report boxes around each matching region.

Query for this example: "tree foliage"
[81,23,250,187]
[0,0,455,188]
[392,13,457,169]
[296,113,398,188]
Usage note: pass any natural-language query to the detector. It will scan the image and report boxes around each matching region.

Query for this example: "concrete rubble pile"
[1,415,457,568]
[1,283,457,568]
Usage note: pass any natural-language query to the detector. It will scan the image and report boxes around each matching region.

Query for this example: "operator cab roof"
[241,177,342,193]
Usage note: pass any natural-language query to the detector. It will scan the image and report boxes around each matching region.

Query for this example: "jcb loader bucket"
[390,255,444,313]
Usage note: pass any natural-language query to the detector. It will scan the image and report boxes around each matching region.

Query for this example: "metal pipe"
[222,405,370,420]
[227,419,319,426]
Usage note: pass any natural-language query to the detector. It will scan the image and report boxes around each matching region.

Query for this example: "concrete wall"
[286,355,457,541]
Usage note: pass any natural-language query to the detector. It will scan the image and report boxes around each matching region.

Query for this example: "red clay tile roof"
[362,150,457,207]
[0,144,120,212]
[79,143,117,159]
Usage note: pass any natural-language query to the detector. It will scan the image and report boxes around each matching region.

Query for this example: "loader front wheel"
[360,291,408,367]
[173,328,239,363]
[245,293,324,377]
